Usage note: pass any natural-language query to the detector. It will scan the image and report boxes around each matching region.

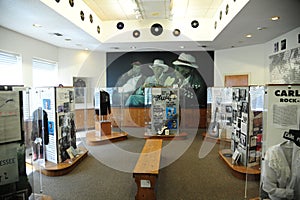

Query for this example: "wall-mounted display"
[269,47,300,84]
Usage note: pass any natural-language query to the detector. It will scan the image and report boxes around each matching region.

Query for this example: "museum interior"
[0,0,300,200]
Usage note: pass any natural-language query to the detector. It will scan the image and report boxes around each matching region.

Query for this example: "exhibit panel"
[260,84,300,200]
[210,86,262,186]
[206,87,233,140]
[145,87,180,136]
[30,87,77,164]
[0,89,33,199]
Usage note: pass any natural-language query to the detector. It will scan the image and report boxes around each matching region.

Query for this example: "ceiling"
[0,0,299,52]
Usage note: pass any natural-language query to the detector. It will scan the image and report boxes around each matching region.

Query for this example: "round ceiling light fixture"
[191,20,199,28]
[150,23,163,36]
[133,30,140,38]
[117,22,124,30]
[173,29,181,36]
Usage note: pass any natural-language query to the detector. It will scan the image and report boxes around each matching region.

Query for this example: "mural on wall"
[269,47,300,84]
[106,51,214,108]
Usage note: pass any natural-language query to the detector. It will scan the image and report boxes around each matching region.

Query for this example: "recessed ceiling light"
[33,24,42,28]
[130,46,136,49]
[245,34,252,38]
[179,46,185,49]
[271,16,280,21]
[257,26,267,30]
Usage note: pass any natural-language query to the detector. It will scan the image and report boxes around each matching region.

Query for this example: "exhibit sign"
[263,84,300,155]
[0,143,19,185]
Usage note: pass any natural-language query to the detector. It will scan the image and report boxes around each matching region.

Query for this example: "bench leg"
[133,174,157,200]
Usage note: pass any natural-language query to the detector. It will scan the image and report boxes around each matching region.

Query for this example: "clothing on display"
[262,130,300,200]
[99,90,111,116]
[31,108,49,160]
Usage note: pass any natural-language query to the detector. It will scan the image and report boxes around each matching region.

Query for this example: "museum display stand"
[86,88,127,145]
[0,89,33,199]
[206,86,264,181]
[27,87,87,177]
[143,87,188,140]
[260,84,300,199]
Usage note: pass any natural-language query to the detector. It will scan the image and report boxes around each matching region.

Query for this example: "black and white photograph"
[240,133,247,148]
[281,39,286,50]
[73,77,88,104]
[269,47,300,84]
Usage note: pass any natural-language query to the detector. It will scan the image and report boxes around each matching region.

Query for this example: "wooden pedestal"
[95,121,111,136]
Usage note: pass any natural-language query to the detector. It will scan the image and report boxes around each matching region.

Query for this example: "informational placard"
[263,85,300,156]
[0,91,22,144]
[0,143,19,185]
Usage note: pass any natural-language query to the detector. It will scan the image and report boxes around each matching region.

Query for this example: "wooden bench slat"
[133,139,162,175]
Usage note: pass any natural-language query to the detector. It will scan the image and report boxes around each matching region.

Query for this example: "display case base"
[41,147,88,176]
[30,194,53,200]
[144,132,188,140]
[219,149,260,181]
[86,131,128,145]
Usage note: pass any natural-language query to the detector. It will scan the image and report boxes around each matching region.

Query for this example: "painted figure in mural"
[114,61,152,105]
[143,59,170,87]
[125,59,175,106]
[172,53,207,107]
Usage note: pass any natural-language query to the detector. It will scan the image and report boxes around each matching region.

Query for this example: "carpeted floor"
[28,129,260,200]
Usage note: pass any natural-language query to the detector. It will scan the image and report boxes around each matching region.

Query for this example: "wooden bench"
[133,139,163,200]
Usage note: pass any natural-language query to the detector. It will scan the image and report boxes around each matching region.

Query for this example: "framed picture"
[274,42,279,53]
[281,39,286,50]
[298,33,300,43]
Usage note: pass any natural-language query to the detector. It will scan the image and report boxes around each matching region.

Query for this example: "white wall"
[0,27,106,89]
[57,48,106,88]
[214,44,266,86]
[0,27,58,87]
